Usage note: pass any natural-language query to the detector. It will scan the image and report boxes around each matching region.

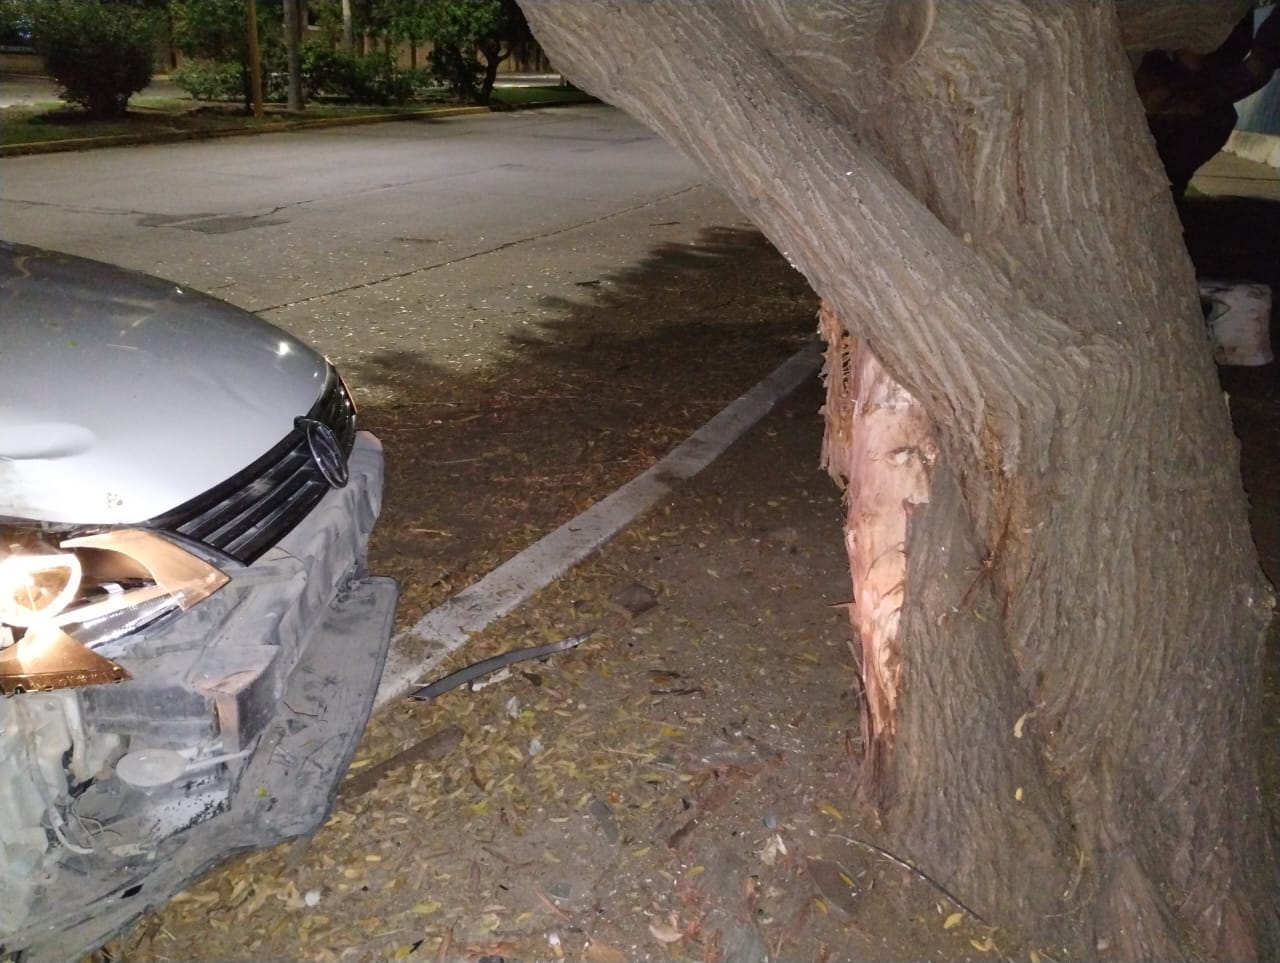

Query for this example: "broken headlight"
[0,527,228,694]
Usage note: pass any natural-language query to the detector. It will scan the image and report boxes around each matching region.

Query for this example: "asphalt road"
[0,104,751,376]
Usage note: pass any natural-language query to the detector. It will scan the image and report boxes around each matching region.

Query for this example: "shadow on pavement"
[344,226,818,631]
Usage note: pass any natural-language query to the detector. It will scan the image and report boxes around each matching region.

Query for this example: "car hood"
[0,242,329,526]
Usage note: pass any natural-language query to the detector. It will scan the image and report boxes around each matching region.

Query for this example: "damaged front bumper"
[0,433,398,963]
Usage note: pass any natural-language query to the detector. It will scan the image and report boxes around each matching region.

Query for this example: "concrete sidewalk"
[1195,149,1280,200]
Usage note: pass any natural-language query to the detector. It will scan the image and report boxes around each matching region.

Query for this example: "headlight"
[0,527,228,694]
[0,551,82,627]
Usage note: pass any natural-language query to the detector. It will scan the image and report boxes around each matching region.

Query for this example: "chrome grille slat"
[177,450,312,541]
[148,371,357,564]
[225,479,329,562]
[188,460,314,546]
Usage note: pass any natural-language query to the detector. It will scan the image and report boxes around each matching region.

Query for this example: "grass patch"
[489,84,594,108]
[1,85,596,153]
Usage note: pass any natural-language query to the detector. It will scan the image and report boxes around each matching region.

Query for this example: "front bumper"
[0,433,398,962]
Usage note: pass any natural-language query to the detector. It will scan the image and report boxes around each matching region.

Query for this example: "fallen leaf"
[816,803,843,821]
[584,939,627,963]
[226,877,252,908]
[971,935,996,952]
[648,921,684,943]
[944,912,963,929]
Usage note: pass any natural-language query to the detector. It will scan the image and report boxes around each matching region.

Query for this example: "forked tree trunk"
[521,1,1279,958]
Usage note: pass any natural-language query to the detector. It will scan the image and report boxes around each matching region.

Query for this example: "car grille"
[149,370,357,564]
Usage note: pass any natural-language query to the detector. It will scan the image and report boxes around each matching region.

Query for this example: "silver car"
[0,242,398,961]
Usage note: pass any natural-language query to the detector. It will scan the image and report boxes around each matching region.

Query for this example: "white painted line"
[373,339,823,708]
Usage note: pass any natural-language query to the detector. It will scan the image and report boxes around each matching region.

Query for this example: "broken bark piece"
[340,725,464,799]
[608,581,659,617]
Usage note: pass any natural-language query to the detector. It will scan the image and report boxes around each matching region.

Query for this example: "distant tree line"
[0,0,537,117]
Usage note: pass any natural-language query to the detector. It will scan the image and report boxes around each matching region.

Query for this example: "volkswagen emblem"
[298,418,349,488]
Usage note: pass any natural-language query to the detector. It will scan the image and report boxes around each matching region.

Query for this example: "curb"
[0,98,593,157]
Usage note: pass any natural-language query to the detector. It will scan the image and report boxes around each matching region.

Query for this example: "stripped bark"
[818,304,936,778]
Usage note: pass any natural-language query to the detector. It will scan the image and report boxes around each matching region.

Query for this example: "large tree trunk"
[520,1,1279,958]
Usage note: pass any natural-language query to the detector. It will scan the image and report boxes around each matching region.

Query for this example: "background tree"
[170,0,279,111]
[520,1,1278,959]
[424,0,530,104]
[26,0,160,118]
[282,0,304,109]
[384,0,431,68]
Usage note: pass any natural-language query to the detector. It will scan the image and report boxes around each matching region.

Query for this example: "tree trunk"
[478,44,506,106]
[520,1,1279,958]
[245,0,264,119]
[342,0,354,52]
[282,0,304,112]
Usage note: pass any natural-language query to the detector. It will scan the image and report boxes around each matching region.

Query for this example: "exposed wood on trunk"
[818,304,935,775]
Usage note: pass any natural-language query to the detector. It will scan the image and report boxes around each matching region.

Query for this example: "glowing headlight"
[0,551,83,627]
[0,527,229,693]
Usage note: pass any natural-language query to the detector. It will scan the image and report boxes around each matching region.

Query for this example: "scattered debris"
[608,581,659,617]
[648,919,684,943]
[472,666,513,691]
[760,833,788,866]
[829,832,989,925]
[583,939,627,963]
[339,725,464,799]
[646,667,704,695]
[585,797,620,844]
[411,632,592,700]
[805,858,862,916]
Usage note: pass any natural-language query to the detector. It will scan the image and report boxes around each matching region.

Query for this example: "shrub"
[172,60,243,102]
[301,46,414,106]
[28,0,157,118]
[300,42,350,99]
[345,52,414,105]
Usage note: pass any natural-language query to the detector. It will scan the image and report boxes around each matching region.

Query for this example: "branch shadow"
[342,226,818,626]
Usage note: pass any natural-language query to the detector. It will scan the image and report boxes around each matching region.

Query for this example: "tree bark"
[282,0,304,112]
[478,44,507,106]
[520,1,1279,958]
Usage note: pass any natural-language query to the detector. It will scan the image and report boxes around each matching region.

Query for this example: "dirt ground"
[102,171,1280,962]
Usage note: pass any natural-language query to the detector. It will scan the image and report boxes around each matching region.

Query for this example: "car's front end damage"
[0,243,397,962]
